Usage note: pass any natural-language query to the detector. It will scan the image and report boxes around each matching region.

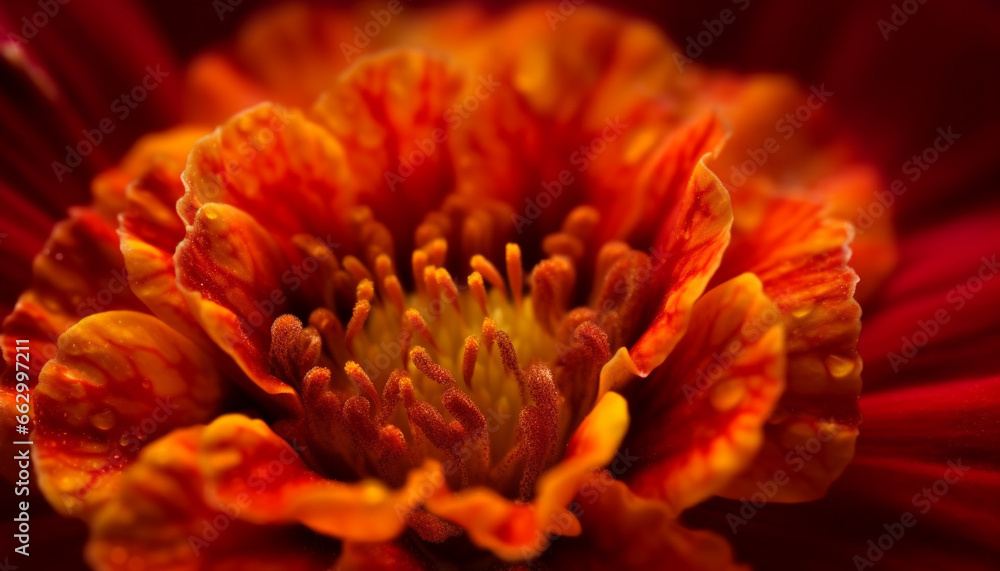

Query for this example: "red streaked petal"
[32,311,224,518]
[424,392,629,561]
[310,50,465,249]
[0,208,147,482]
[547,480,748,571]
[198,414,444,542]
[175,203,304,413]
[628,158,734,375]
[179,102,358,243]
[710,191,862,502]
[84,426,338,571]
[625,274,785,514]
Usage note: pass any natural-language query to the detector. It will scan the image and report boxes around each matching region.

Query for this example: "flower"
[1,2,996,570]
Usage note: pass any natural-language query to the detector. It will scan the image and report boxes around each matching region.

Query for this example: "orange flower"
[2,3,894,569]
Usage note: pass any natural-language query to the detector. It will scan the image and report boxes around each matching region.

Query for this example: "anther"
[468,271,489,315]
[342,255,373,284]
[462,335,479,388]
[410,346,456,385]
[506,243,524,310]
[345,361,380,410]
[470,254,507,299]
[344,298,371,356]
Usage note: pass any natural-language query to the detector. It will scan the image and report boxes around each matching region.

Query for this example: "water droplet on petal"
[90,409,116,430]
[825,355,856,378]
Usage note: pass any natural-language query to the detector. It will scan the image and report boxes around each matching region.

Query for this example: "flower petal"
[547,480,748,571]
[625,274,785,514]
[179,102,358,243]
[0,208,146,482]
[85,425,338,571]
[175,203,304,413]
[198,414,445,543]
[628,158,734,375]
[33,311,224,518]
[711,193,862,501]
[424,391,629,561]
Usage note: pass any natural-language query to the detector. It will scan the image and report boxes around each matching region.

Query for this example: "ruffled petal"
[0,208,146,482]
[712,192,862,502]
[424,391,629,561]
[175,203,304,413]
[547,480,748,571]
[625,274,785,514]
[33,311,224,518]
[179,102,358,245]
[118,127,218,348]
[198,414,445,543]
[85,426,338,571]
[628,159,734,375]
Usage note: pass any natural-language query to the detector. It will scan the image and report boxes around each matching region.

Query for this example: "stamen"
[343,395,378,446]
[356,279,375,303]
[423,265,441,302]
[471,254,507,299]
[592,240,631,300]
[384,275,406,314]
[495,330,520,378]
[562,205,600,239]
[268,315,320,384]
[342,255,373,283]
[435,267,463,317]
[506,243,524,310]
[481,317,497,353]
[442,386,490,477]
[412,250,429,296]
[543,232,585,262]
[427,238,448,267]
[308,307,346,363]
[410,346,456,385]
[405,308,438,351]
[531,257,576,334]
[468,271,489,315]
[461,335,479,387]
[345,361,380,409]
[377,369,409,426]
[344,298,371,356]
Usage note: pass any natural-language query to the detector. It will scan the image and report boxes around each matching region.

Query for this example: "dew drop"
[791,306,812,319]
[90,409,116,430]
[825,355,856,378]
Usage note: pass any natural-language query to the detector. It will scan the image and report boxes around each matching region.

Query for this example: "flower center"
[268,204,625,501]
